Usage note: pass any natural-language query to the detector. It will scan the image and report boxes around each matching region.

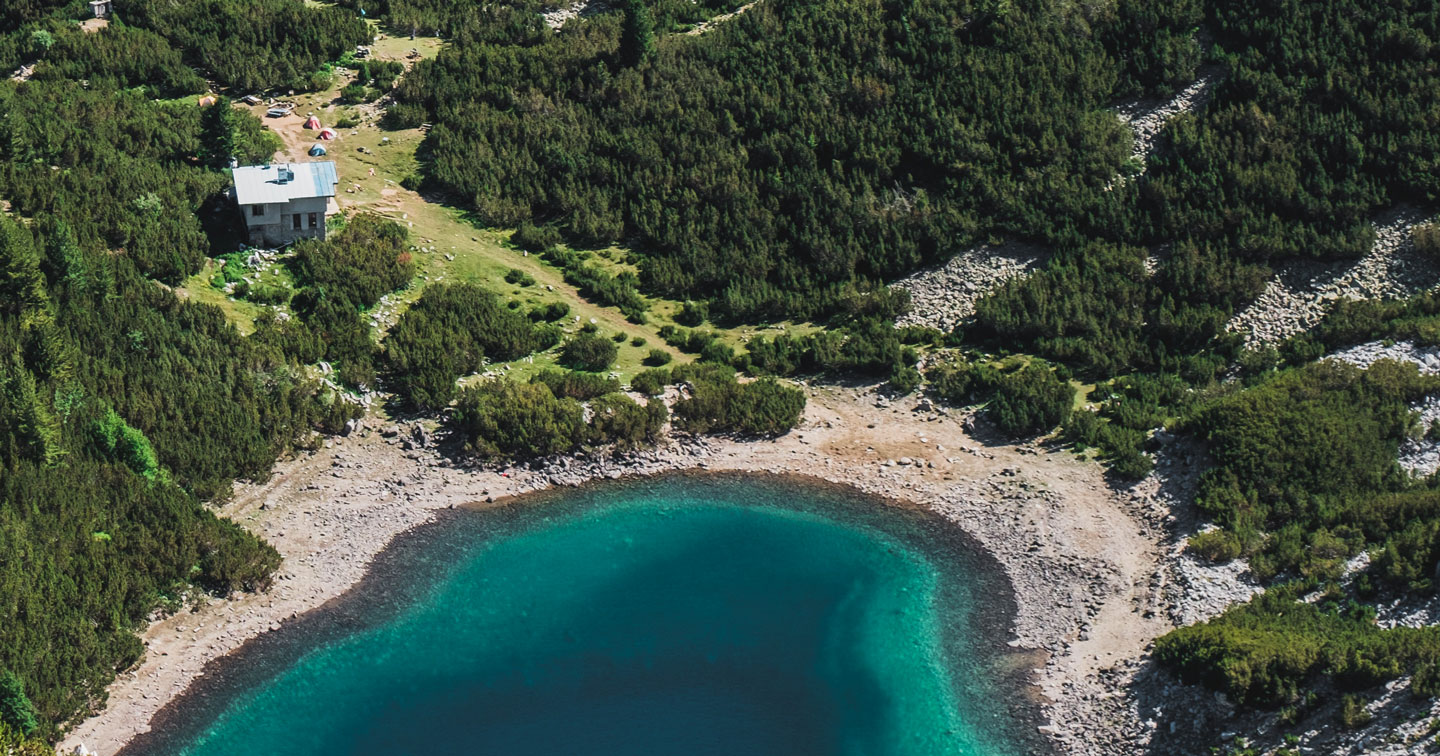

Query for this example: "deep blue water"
[129,474,1037,756]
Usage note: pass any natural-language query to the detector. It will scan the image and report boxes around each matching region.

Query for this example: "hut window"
[250,204,264,217]
[292,214,302,230]
[308,212,318,229]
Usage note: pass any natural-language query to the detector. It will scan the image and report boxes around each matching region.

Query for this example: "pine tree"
[1,353,62,466]
[620,0,656,67]
[0,217,49,327]
[200,97,238,169]
[0,671,38,736]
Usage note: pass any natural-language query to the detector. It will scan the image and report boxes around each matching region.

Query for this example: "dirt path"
[234,57,689,373]
[59,385,1176,756]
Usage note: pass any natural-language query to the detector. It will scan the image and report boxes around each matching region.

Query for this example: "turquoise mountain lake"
[128,474,1039,756]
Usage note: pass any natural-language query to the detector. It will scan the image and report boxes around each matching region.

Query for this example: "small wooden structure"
[88,0,111,18]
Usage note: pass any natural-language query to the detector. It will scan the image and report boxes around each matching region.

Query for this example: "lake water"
[128,474,1039,756]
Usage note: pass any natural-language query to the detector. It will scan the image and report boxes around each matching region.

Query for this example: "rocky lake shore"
[56,383,1252,756]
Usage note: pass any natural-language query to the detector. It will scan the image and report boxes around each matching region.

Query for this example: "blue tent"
[308,144,327,156]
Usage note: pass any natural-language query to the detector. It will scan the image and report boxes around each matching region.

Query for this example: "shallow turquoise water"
[139,475,1033,756]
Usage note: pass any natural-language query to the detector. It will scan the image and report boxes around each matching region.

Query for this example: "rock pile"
[1330,339,1440,374]
[1164,550,1259,626]
[540,0,607,30]
[1229,206,1440,348]
[893,242,1045,332]
[1331,339,1440,475]
[1113,69,1222,172]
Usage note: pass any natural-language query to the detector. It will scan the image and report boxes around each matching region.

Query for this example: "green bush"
[93,408,162,481]
[1185,359,1433,570]
[987,363,1074,437]
[643,349,673,367]
[1107,447,1154,480]
[630,368,671,396]
[290,215,413,310]
[1189,530,1244,562]
[339,83,369,104]
[927,358,989,405]
[588,394,668,449]
[745,317,907,378]
[541,246,649,320]
[670,365,804,436]
[727,378,806,436]
[451,379,672,457]
[1156,588,1440,712]
[560,333,618,372]
[0,722,48,755]
[699,339,736,366]
[305,68,334,92]
[1338,695,1373,730]
[286,216,416,387]
[450,379,586,459]
[384,284,560,408]
[676,300,709,327]
[530,301,570,322]
[382,102,426,130]
[512,222,561,253]
[530,369,620,400]
[504,268,535,287]
[370,60,403,89]
[195,519,281,595]
[241,282,291,306]
[888,363,921,395]
[1416,225,1440,259]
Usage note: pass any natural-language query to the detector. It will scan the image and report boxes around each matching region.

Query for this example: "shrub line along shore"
[61,384,1213,756]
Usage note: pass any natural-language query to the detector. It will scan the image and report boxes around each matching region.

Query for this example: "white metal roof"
[232,162,337,205]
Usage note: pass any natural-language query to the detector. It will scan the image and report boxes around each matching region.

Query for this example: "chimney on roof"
[277,166,294,183]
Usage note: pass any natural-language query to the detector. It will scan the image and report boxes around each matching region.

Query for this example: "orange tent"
[197,95,217,106]
[303,115,321,130]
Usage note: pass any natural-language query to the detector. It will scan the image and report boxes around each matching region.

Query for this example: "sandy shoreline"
[59,383,1206,756]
